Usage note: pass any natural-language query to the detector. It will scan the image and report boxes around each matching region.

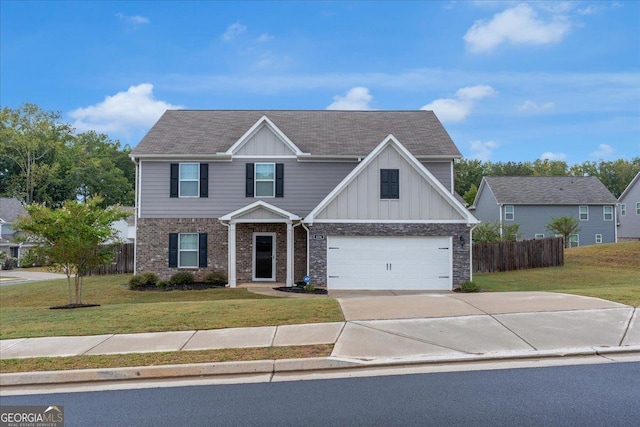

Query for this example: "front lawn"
[0,275,344,339]
[474,241,640,306]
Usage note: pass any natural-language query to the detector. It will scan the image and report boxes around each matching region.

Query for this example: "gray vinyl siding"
[618,180,640,239]
[234,125,295,156]
[315,145,462,221]
[139,159,357,218]
[421,161,452,191]
[471,185,500,225]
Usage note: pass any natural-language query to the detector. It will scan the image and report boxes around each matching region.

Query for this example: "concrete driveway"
[0,269,67,286]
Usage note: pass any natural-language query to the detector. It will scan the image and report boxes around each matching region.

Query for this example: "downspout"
[133,157,140,275]
[498,204,503,239]
[614,203,618,243]
[300,220,311,276]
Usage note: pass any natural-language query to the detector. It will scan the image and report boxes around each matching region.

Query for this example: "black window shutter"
[245,163,254,197]
[199,163,208,198]
[381,169,399,199]
[198,233,208,268]
[168,233,178,268]
[170,164,179,198]
[275,163,284,198]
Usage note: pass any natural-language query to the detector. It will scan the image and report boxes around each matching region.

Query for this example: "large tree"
[14,199,129,307]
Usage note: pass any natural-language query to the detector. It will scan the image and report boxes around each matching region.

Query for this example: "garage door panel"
[327,236,452,291]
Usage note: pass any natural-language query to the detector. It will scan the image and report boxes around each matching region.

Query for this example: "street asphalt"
[1,291,638,390]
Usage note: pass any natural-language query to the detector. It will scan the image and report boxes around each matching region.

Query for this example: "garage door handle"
[439,276,449,278]
[329,275,339,278]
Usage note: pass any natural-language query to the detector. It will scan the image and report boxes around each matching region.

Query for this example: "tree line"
[1,103,134,207]
[455,157,640,205]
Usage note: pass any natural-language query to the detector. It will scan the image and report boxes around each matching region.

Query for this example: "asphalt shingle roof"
[131,110,461,157]
[483,176,617,205]
[0,198,26,223]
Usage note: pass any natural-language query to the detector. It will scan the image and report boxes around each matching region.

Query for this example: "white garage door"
[326,236,452,290]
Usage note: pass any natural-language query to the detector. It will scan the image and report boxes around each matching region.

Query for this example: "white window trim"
[504,205,514,221]
[579,205,589,221]
[636,202,640,215]
[535,234,545,239]
[179,163,199,198]
[621,203,626,216]
[178,233,199,268]
[569,234,579,248]
[603,206,613,221]
[595,234,603,244]
[255,163,276,198]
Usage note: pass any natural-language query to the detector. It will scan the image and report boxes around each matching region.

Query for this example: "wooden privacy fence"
[473,237,564,273]
[87,243,134,275]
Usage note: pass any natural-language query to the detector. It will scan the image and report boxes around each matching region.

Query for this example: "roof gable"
[220,201,300,222]
[225,115,304,156]
[131,110,461,159]
[619,171,640,201]
[305,135,477,224]
[0,198,26,223]
[481,176,617,205]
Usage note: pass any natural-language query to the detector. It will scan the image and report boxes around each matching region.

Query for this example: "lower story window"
[179,233,199,268]
[595,234,603,244]
[569,234,579,248]
[535,234,544,239]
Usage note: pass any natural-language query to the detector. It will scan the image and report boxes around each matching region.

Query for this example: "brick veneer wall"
[307,223,472,288]
[136,218,308,283]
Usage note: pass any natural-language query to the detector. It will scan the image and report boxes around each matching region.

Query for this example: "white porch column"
[228,222,237,287]
[286,221,294,287]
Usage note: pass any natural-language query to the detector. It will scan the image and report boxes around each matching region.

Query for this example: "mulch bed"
[129,283,227,291]
[50,304,101,310]
[273,286,328,295]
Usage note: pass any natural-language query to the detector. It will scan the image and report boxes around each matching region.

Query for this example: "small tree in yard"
[546,216,581,248]
[14,198,129,308]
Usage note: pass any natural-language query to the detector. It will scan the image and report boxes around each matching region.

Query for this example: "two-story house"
[617,171,640,241]
[130,110,478,291]
[0,197,30,261]
[470,176,618,246]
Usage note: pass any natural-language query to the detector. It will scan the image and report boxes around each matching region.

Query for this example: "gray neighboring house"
[130,110,479,291]
[617,171,640,241]
[110,206,136,243]
[0,197,32,261]
[470,176,618,247]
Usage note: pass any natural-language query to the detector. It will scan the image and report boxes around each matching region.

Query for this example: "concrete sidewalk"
[1,292,639,387]
[0,269,67,286]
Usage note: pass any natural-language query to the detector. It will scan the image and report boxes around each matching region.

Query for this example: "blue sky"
[2,1,639,164]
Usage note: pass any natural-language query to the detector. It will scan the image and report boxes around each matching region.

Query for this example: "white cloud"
[469,140,498,161]
[69,83,182,135]
[540,152,567,161]
[327,87,373,110]
[256,33,274,43]
[517,100,556,112]
[421,85,496,123]
[590,144,615,159]
[464,3,571,53]
[116,13,149,25]
[222,22,246,41]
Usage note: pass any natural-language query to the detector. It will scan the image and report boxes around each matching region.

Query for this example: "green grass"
[0,275,344,339]
[474,241,640,306]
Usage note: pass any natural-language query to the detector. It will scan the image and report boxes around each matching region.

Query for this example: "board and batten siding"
[314,145,463,221]
[234,125,294,156]
[139,159,357,218]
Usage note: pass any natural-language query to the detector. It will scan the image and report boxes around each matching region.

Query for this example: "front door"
[253,233,276,281]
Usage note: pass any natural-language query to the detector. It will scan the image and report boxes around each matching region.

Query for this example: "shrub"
[304,284,315,292]
[460,281,480,293]
[19,249,46,267]
[170,272,194,286]
[204,271,228,286]
[128,275,145,290]
[140,272,158,287]
[156,280,170,289]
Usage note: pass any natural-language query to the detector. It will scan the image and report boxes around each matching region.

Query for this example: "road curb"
[2,346,639,388]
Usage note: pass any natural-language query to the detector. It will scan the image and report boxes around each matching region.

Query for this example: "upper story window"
[255,163,275,197]
[170,163,208,198]
[179,163,199,197]
[637,202,640,215]
[535,234,544,239]
[380,169,399,199]
[504,205,514,221]
[579,205,589,221]
[245,163,284,198]
[603,205,613,221]
[621,203,626,216]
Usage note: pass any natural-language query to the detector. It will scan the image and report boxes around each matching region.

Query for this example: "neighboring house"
[130,110,478,291]
[110,206,136,243]
[0,197,35,261]
[470,176,618,247]
[617,171,640,241]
